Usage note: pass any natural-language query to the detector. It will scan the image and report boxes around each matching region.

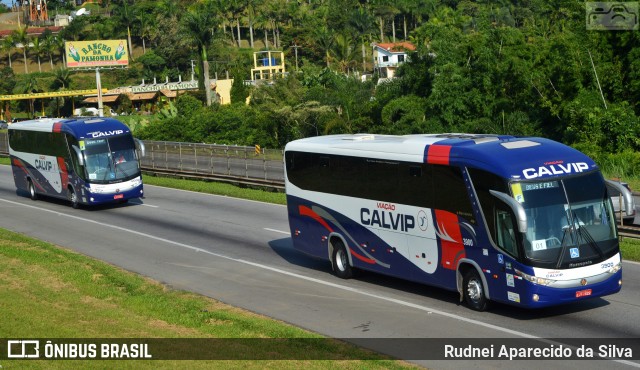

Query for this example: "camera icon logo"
[587,2,639,30]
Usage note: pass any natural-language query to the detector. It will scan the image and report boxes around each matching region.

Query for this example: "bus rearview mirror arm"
[490,190,528,233]
[605,180,635,217]
[135,139,146,158]
[72,145,84,166]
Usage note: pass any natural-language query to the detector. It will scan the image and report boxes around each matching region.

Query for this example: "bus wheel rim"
[336,249,347,271]
[467,279,482,302]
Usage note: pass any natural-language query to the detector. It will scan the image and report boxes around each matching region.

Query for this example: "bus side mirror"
[72,145,84,166]
[135,139,146,158]
[605,180,635,217]
[490,190,527,233]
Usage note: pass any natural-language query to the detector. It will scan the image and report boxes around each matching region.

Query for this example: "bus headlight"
[608,263,622,274]
[515,269,555,286]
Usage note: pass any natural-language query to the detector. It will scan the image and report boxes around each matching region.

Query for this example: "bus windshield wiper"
[573,211,604,259]
[113,160,130,178]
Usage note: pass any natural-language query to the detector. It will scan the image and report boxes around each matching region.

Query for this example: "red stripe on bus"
[53,122,63,133]
[57,157,69,189]
[349,247,376,265]
[426,145,451,165]
[299,205,334,233]
[434,209,465,270]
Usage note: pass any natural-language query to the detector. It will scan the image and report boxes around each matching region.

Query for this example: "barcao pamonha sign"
[65,40,129,68]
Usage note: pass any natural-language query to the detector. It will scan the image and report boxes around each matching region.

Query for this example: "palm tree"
[21,74,39,118]
[31,37,44,73]
[331,33,358,74]
[54,67,72,89]
[244,0,257,48]
[42,33,56,69]
[314,26,334,68]
[1,35,14,68]
[349,7,377,72]
[113,0,136,62]
[158,0,179,22]
[53,35,66,67]
[228,0,244,47]
[181,2,218,106]
[12,26,30,74]
[136,12,154,54]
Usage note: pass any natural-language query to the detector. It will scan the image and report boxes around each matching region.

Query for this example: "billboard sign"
[65,40,129,68]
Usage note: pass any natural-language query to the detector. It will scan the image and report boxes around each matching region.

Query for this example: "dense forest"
[1,0,639,176]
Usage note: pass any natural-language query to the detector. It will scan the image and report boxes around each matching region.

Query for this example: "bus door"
[487,195,527,305]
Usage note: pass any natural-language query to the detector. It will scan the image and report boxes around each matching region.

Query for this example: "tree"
[12,26,30,74]
[330,33,358,73]
[135,10,155,54]
[349,6,377,72]
[181,1,218,106]
[41,30,56,69]
[30,37,44,73]
[52,67,72,89]
[1,35,14,68]
[0,67,16,121]
[19,74,40,117]
[112,0,136,61]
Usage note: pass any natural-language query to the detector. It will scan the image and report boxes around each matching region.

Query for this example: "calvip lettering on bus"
[35,156,55,171]
[86,130,124,138]
[522,162,589,179]
[360,202,416,232]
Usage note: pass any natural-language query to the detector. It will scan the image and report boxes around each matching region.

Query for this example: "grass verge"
[621,237,640,262]
[0,229,412,369]
[142,173,286,205]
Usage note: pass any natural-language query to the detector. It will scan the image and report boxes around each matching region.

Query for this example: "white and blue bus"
[9,117,145,208]
[284,134,635,310]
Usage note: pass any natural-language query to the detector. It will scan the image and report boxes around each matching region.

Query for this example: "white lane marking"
[138,203,159,208]
[2,197,639,368]
[263,228,290,235]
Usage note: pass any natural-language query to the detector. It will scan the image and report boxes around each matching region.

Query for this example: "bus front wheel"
[68,187,80,209]
[28,180,37,201]
[331,240,353,279]
[463,269,489,311]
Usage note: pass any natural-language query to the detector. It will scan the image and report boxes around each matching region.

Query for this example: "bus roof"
[285,133,599,180]
[8,117,131,140]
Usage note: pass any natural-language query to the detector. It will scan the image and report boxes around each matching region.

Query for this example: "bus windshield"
[83,135,140,183]
[512,172,618,269]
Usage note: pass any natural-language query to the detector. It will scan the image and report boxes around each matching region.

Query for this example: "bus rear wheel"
[68,187,80,209]
[331,240,353,279]
[28,180,37,200]
[463,269,489,311]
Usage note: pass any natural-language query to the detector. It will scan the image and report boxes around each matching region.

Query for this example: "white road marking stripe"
[138,203,159,208]
[263,228,290,235]
[1,197,638,367]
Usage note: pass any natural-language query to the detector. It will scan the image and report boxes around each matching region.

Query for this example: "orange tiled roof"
[375,42,416,53]
[0,26,63,38]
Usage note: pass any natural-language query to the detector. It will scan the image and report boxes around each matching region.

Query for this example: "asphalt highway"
[1,165,639,369]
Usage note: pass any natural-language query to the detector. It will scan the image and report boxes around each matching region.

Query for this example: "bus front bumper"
[522,269,622,308]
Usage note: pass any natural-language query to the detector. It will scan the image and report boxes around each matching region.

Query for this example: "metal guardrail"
[140,140,285,190]
[619,225,640,239]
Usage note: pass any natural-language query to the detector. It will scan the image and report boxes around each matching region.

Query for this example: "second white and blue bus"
[284,134,635,310]
[8,117,145,208]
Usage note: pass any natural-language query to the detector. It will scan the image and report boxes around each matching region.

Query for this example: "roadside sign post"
[65,40,129,116]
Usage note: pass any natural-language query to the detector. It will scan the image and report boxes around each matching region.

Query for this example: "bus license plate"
[576,289,592,298]
[114,194,124,200]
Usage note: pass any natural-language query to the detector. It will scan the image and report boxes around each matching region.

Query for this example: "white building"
[373,42,416,81]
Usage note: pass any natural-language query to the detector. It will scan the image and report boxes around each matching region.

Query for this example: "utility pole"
[190,59,195,81]
[291,43,299,71]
